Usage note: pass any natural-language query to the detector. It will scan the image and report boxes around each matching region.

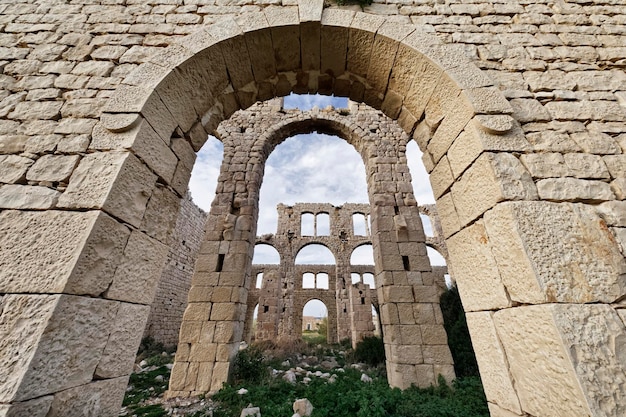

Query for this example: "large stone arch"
[1,3,625,417]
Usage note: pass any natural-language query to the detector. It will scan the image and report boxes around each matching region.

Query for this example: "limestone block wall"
[0,1,625,416]
[144,193,207,348]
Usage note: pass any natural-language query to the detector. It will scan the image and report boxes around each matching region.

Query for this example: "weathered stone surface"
[2,2,626,411]
[0,294,116,402]
[47,377,129,417]
[106,230,169,305]
[25,154,80,183]
[465,312,521,414]
[537,178,615,202]
[293,398,314,416]
[0,395,53,417]
[95,303,150,379]
[451,153,537,227]
[91,120,178,184]
[447,222,511,311]
[484,202,626,304]
[0,184,60,209]
[140,184,181,244]
[0,155,34,183]
[0,210,129,295]
[494,304,626,417]
[57,151,157,228]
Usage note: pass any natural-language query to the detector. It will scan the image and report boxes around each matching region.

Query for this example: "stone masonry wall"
[144,193,207,348]
[1,1,626,416]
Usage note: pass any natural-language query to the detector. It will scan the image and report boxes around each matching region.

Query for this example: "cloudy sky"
[188,94,444,317]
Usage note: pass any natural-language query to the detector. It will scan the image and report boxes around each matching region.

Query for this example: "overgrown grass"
[124,320,488,417]
[207,368,487,417]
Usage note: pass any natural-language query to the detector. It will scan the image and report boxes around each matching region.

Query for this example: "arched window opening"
[255,272,263,289]
[362,273,375,289]
[302,272,315,289]
[352,213,368,236]
[420,214,433,237]
[252,244,280,264]
[301,212,315,236]
[295,244,335,265]
[302,299,328,343]
[351,273,361,285]
[350,244,374,265]
[316,213,330,236]
[317,273,329,290]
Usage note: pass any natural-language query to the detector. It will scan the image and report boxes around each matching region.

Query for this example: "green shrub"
[354,336,385,366]
[440,286,480,377]
[232,345,267,384]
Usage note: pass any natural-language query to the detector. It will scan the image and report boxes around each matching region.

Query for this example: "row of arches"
[252,242,446,266]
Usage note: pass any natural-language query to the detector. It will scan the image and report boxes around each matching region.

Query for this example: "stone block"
[494,304,626,416]
[367,23,414,95]
[189,343,217,362]
[26,154,80,183]
[484,201,626,304]
[264,6,300,73]
[429,156,454,199]
[447,221,511,311]
[465,312,522,414]
[0,184,60,209]
[243,27,275,84]
[451,153,537,228]
[537,177,615,202]
[428,100,474,164]
[435,192,460,239]
[320,10,353,79]
[210,361,230,392]
[46,377,128,417]
[58,151,157,228]
[91,120,178,184]
[347,13,385,78]
[0,155,33,183]
[95,303,150,379]
[520,152,567,178]
[0,295,116,402]
[0,396,53,417]
[563,153,610,179]
[420,325,449,345]
[140,184,181,245]
[106,229,169,304]
[0,210,129,295]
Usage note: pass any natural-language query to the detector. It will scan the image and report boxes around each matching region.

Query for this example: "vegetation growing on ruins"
[122,298,487,417]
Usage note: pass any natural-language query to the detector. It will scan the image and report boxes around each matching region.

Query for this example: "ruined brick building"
[1,1,626,416]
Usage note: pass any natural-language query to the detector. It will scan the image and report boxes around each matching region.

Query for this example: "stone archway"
[1,3,625,416]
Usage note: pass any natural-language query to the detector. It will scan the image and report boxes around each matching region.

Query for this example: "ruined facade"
[246,202,381,347]
[1,1,626,417]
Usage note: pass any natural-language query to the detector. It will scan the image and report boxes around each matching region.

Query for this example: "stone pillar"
[168,138,261,395]
[255,269,281,341]
[349,282,376,348]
